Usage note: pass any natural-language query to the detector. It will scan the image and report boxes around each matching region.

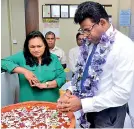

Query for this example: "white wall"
[39,0,100,63]
[8,0,26,55]
[1,0,133,58]
[39,0,131,63]
[1,0,11,58]
[1,0,26,58]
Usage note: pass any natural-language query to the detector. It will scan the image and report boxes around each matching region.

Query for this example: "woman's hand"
[36,83,46,89]
[24,70,39,86]
[35,81,58,89]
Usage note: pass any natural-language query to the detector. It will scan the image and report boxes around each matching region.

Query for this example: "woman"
[1,31,66,102]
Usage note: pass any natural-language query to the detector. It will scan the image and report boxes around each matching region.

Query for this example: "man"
[57,1,134,128]
[68,33,84,73]
[45,31,66,69]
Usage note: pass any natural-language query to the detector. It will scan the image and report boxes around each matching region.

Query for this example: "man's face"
[77,34,84,46]
[45,34,56,49]
[79,18,105,43]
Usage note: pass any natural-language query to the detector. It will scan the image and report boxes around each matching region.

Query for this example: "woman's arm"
[36,56,66,89]
[1,52,39,86]
[1,52,25,73]
[13,67,39,86]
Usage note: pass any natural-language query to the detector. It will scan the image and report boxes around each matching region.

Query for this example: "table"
[1,72,19,107]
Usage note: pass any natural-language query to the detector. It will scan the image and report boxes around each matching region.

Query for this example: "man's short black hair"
[76,33,82,40]
[45,31,56,38]
[74,1,109,24]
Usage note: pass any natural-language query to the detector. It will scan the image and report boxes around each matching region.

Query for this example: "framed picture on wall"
[51,5,60,18]
[61,5,69,18]
[69,5,78,18]
[42,5,51,18]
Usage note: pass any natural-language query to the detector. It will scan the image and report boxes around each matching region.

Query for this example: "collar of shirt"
[105,24,114,36]
[50,46,59,52]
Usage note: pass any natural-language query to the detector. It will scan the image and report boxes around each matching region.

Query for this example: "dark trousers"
[86,104,127,128]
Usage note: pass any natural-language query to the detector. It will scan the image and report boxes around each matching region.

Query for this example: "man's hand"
[57,93,82,112]
[57,93,71,105]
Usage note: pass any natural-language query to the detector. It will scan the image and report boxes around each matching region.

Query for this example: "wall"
[39,0,132,63]
[118,0,131,36]
[98,0,119,28]
[1,0,26,58]
[8,0,26,55]
[39,0,99,60]
[1,0,133,58]
[1,0,11,58]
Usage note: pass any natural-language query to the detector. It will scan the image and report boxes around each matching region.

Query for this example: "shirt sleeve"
[1,52,23,73]
[67,82,74,93]
[60,50,66,64]
[68,49,76,73]
[81,45,134,113]
[55,56,66,88]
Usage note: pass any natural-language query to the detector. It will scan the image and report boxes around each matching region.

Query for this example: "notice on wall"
[43,18,60,39]
[119,9,131,26]
[61,5,68,18]
[69,5,78,17]
[42,5,51,18]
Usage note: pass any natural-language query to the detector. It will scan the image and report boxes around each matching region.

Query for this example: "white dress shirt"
[68,46,80,73]
[68,25,134,113]
[50,46,66,64]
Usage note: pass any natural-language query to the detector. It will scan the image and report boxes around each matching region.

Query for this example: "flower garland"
[71,27,116,128]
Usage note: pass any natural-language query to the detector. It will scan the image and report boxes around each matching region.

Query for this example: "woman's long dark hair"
[23,31,52,67]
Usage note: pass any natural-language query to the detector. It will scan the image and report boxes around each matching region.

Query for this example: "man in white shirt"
[57,1,134,128]
[45,31,66,69]
[68,33,84,73]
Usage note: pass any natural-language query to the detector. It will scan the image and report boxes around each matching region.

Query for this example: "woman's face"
[28,37,45,58]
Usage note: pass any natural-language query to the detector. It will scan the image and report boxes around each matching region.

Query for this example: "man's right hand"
[57,90,72,111]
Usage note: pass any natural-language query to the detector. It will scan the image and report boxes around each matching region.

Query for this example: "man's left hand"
[57,95,82,112]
